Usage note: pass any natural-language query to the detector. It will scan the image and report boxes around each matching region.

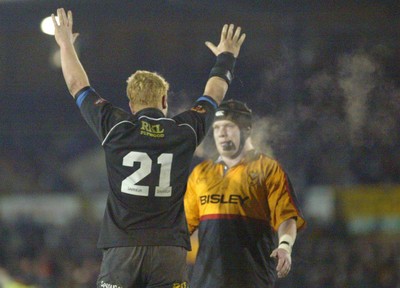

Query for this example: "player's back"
[99,108,198,248]
[76,87,217,249]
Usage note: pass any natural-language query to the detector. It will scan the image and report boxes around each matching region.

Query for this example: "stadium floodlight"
[41,16,59,35]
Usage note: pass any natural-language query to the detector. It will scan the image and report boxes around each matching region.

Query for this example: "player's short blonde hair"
[126,70,169,106]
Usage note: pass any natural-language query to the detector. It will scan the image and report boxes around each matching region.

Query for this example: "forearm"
[203,77,228,105]
[203,52,235,105]
[59,42,90,97]
[271,218,297,278]
[277,218,297,253]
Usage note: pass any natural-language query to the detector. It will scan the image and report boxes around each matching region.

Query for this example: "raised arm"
[204,24,246,105]
[52,8,89,98]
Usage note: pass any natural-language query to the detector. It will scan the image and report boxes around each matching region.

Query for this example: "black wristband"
[279,241,291,246]
[209,52,236,85]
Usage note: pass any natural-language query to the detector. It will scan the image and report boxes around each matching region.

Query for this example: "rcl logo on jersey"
[199,194,249,205]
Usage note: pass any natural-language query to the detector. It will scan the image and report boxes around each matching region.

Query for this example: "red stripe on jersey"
[200,214,267,223]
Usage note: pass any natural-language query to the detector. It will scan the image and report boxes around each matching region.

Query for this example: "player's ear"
[162,95,167,109]
[129,101,136,114]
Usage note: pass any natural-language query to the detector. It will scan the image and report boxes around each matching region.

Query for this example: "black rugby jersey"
[75,87,217,250]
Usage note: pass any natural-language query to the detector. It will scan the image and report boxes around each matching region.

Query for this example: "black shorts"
[97,246,189,288]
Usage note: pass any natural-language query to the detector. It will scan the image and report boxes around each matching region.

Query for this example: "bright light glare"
[41,16,58,35]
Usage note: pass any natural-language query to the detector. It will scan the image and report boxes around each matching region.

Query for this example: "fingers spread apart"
[221,24,246,45]
[53,8,73,28]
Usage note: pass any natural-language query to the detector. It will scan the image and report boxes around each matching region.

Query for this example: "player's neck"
[131,103,165,115]
[221,155,242,169]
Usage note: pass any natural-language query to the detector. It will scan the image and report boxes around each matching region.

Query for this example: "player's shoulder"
[258,152,277,163]
[248,151,283,171]
[247,150,275,163]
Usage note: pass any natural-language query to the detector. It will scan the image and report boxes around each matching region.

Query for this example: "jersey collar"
[215,149,259,166]
[135,108,165,119]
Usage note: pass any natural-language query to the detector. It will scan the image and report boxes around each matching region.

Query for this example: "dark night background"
[1,0,400,193]
[0,1,400,287]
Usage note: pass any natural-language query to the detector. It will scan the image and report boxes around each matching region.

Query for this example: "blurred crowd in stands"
[0,214,101,288]
[0,214,399,287]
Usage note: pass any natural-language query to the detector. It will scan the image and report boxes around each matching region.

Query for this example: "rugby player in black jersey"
[52,8,245,288]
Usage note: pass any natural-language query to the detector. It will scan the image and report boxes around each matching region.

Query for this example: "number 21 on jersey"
[121,151,172,197]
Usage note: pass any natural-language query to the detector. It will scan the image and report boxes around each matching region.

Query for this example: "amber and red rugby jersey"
[184,150,305,287]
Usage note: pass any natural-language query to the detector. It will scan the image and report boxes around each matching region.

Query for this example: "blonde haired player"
[126,70,169,114]
[52,8,245,288]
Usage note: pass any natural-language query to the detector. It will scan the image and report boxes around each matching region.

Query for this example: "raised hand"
[52,8,79,47]
[51,8,89,97]
[205,24,246,58]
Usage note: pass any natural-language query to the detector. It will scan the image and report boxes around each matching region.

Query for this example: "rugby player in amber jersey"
[184,100,306,288]
[52,8,245,288]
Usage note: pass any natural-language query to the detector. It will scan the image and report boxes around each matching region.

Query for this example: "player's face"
[213,120,241,158]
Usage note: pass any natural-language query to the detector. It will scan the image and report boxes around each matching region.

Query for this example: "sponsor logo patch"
[191,105,206,113]
[215,110,225,117]
[199,194,249,205]
[140,120,165,138]
[100,280,123,288]
[94,98,108,105]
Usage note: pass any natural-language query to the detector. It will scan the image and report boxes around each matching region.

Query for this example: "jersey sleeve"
[75,87,132,142]
[172,96,217,146]
[266,160,306,231]
[184,165,201,234]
